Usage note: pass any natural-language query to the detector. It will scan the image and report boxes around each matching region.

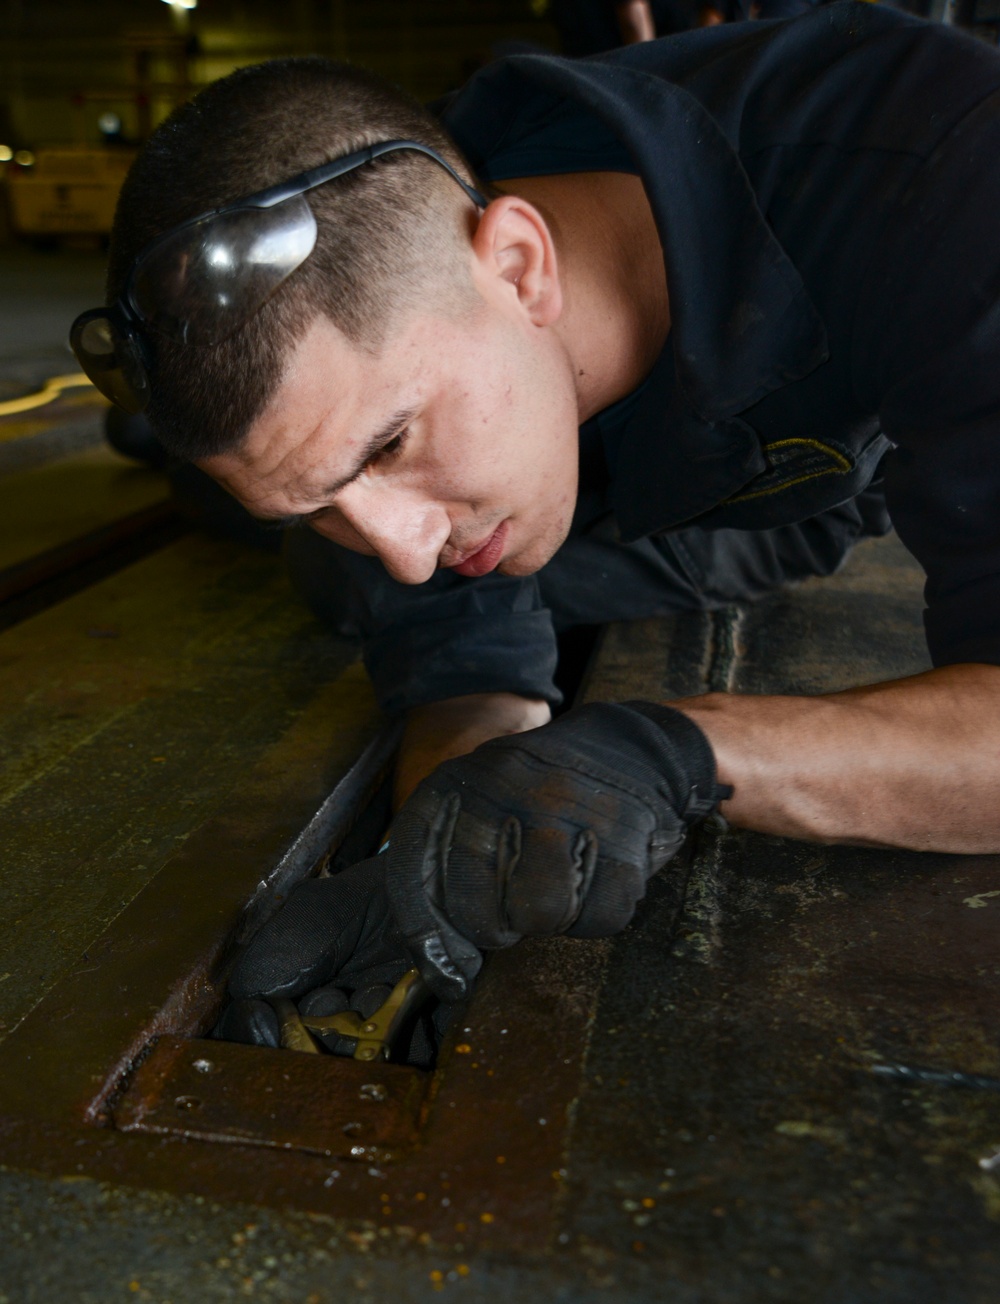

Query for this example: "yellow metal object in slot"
[271,968,431,1062]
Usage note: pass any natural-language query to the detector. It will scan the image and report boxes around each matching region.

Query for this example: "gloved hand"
[215,856,444,1066]
[386,700,729,1001]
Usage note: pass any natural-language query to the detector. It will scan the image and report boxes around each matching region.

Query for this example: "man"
[547,0,824,54]
[547,0,696,54]
[72,4,1000,1026]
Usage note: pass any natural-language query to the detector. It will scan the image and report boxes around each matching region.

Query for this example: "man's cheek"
[309,516,376,556]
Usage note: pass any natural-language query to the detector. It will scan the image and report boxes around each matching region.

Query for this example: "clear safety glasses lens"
[69,311,150,414]
[130,194,319,345]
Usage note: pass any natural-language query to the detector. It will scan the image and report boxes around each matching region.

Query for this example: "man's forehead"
[240,321,385,464]
[265,318,370,430]
[201,319,416,511]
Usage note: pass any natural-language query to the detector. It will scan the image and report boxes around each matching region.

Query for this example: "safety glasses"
[70,139,488,414]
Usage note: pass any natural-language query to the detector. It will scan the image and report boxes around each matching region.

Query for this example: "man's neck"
[494,170,670,422]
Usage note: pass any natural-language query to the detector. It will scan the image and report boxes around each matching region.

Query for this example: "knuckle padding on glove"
[385,794,485,1002]
[443,813,588,945]
[387,698,724,992]
[430,703,709,943]
[505,824,601,935]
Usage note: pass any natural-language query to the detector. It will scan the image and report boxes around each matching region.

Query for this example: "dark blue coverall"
[286,5,1000,715]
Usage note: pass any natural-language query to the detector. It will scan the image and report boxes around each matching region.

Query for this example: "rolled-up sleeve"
[315,546,562,714]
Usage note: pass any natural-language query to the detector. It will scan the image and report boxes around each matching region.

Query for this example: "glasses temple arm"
[248,139,488,211]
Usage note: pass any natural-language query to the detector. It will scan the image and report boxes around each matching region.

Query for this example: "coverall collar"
[443,49,831,538]
[444,50,829,423]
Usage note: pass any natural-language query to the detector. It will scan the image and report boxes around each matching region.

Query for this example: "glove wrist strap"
[620,699,733,819]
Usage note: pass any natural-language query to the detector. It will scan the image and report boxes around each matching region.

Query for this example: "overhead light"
[0,145,12,162]
[161,0,197,9]
[13,149,35,167]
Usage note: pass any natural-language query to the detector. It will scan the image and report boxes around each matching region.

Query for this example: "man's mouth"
[446,521,509,577]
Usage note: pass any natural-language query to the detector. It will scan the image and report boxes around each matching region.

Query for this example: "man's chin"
[496,530,567,578]
[496,557,538,577]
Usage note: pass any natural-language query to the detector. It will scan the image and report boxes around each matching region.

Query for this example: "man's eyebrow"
[244,407,416,528]
[319,406,417,498]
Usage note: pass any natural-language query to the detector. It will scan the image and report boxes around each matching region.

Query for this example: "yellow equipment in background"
[6,148,134,239]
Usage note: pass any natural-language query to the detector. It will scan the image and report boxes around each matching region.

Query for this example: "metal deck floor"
[0,532,998,1303]
[0,533,371,1041]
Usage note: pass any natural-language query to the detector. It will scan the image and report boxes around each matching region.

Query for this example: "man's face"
[201,274,581,585]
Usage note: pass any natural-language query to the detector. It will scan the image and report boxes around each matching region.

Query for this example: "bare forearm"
[394,691,551,809]
[671,664,1000,853]
[616,0,656,42]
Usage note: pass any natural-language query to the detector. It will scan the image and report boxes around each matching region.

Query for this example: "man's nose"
[311,483,450,585]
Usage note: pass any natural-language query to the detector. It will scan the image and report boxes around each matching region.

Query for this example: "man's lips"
[447,521,509,577]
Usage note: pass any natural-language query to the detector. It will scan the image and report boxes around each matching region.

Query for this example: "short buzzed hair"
[108,58,481,459]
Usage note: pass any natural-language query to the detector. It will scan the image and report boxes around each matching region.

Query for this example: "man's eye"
[349,425,411,488]
[375,428,408,462]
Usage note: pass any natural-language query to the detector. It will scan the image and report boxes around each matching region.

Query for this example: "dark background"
[0,0,560,153]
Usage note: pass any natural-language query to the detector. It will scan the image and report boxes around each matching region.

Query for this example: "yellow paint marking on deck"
[0,373,95,420]
[963,890,1000,909]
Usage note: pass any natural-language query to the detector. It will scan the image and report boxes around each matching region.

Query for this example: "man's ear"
[469,195,563,327]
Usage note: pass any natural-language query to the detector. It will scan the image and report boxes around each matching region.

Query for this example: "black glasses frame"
[70,139,489,413]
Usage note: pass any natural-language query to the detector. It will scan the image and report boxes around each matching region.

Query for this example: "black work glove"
[216,857,445,1066]
[386,700,729,1001]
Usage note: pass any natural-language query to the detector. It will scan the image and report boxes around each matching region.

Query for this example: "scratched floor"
[0,526,997,1303]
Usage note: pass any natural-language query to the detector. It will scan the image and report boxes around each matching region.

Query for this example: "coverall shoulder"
[293,5,1000,710]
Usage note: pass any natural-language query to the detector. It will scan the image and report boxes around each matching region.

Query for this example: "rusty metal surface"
[0,532,998,1303]
[0,922,607,1255]
[558,839,1000,1299]
[115,1036,427,1160]
[0,686,391,1130]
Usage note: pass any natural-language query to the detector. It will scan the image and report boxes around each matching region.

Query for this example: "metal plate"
[114,1036,427,1161]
